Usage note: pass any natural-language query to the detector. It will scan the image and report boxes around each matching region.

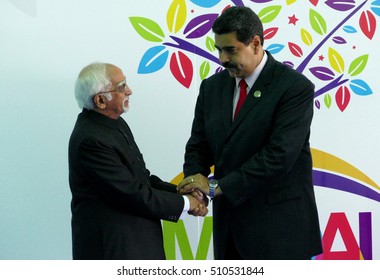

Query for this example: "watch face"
[209,179,218,198]
[209,179,218,188]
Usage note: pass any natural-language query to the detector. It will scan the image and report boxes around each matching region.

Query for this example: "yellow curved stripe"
[171,172,185,185]
[171,149,379,191]
[311,148,379,190]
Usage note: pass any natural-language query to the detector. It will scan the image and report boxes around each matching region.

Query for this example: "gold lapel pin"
[253,91,261,98]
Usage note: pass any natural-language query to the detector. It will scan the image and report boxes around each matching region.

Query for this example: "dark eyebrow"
[215,45,236,52]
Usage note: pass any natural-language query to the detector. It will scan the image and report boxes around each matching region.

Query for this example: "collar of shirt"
[233,51,268,118]
[236,50,268,91]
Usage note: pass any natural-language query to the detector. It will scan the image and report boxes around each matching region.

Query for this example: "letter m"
[162,217,213,260]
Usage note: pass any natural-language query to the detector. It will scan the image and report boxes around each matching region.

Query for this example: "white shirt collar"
[236,50,268,91]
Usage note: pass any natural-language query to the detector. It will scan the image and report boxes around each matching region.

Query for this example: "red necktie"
[234,79,248,120]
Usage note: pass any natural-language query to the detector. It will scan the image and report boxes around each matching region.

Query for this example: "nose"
[126,86,132,95]
[121,84,132,95]
[219,51,230,64]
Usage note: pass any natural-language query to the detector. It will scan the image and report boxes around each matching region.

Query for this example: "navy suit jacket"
[69,109,184,259]
[184,52,322,259]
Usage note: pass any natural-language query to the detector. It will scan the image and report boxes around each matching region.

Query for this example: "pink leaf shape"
[170,51,193,88]
[359,10,376,40]
[309,0,319,6]
[335,86,351,112]
[263,27,279,40]
[288,42,303,57]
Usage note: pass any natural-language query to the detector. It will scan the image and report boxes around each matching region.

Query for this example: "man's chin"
[227,68,238,78]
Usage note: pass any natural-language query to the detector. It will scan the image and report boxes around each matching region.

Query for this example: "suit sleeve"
[149,174,177,193]
[183,80,215,177]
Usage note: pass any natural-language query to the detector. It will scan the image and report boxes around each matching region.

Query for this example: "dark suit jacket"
[68,109,184,260]
[184,52,323,259]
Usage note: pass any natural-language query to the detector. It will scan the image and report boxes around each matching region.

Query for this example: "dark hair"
[212,6,264,46]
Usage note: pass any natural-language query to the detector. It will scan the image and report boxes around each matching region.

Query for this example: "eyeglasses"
[98,80,127,94]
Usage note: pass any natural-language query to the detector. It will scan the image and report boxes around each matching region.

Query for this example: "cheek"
[239,53,255,69]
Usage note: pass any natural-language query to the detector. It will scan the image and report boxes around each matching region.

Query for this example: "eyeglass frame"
[98,80,127,94]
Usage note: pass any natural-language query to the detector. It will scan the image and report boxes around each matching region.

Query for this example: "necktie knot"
[239,79,248,91]
[234,79,248,120]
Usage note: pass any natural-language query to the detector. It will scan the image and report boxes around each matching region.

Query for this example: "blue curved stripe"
[313,170,380,203]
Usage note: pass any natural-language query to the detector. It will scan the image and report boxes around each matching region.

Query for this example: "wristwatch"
[208,179,219,199]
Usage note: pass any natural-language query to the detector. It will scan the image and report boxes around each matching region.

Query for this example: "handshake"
[177,173,215,217]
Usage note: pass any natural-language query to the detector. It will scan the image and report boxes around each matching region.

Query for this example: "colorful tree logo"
[129,0,379,111]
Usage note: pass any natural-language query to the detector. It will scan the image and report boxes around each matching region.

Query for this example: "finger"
[178,185,195,194]
[191,207,200,216]
[177,176,194,191]
[195,189,204,197]
[191,191,203,201]
[193,204,204,215]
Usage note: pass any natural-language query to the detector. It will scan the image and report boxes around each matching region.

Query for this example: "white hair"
[74,62,113,109]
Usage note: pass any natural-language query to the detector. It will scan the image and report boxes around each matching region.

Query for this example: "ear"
[252,35,261,54]
[93,94,107,110]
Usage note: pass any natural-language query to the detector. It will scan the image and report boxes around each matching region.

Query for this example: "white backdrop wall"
[1,0,379,260]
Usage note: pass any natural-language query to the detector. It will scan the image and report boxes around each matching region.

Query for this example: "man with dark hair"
[178,6,322,260]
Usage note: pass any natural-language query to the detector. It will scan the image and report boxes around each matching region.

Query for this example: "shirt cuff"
[179,195,190,219]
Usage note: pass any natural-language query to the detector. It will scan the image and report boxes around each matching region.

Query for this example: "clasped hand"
[177,174,210,217]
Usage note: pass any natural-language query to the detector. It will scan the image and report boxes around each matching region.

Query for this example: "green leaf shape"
[258,6,282,24]
[200,61,210,80]
[309,9,327,35]
[167,0,187,33]
[206,36,216,52]
[129,17,165,42]
[328,47,345,73]
[324,93,332,108]
[348,54,369,77]
[301,28,313,46]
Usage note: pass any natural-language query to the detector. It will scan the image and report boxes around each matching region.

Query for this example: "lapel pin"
[253,91,261,98]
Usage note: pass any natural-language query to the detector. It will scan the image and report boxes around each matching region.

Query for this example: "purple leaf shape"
[250,0,273,3]
[309,66,336,81]
[183,14,219,39]
[332,36,347,44]
[215,66,224,74]
[283,61,295,68]
[231,0,244,6]
[325,0,356,11]
[315,100,321,109]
